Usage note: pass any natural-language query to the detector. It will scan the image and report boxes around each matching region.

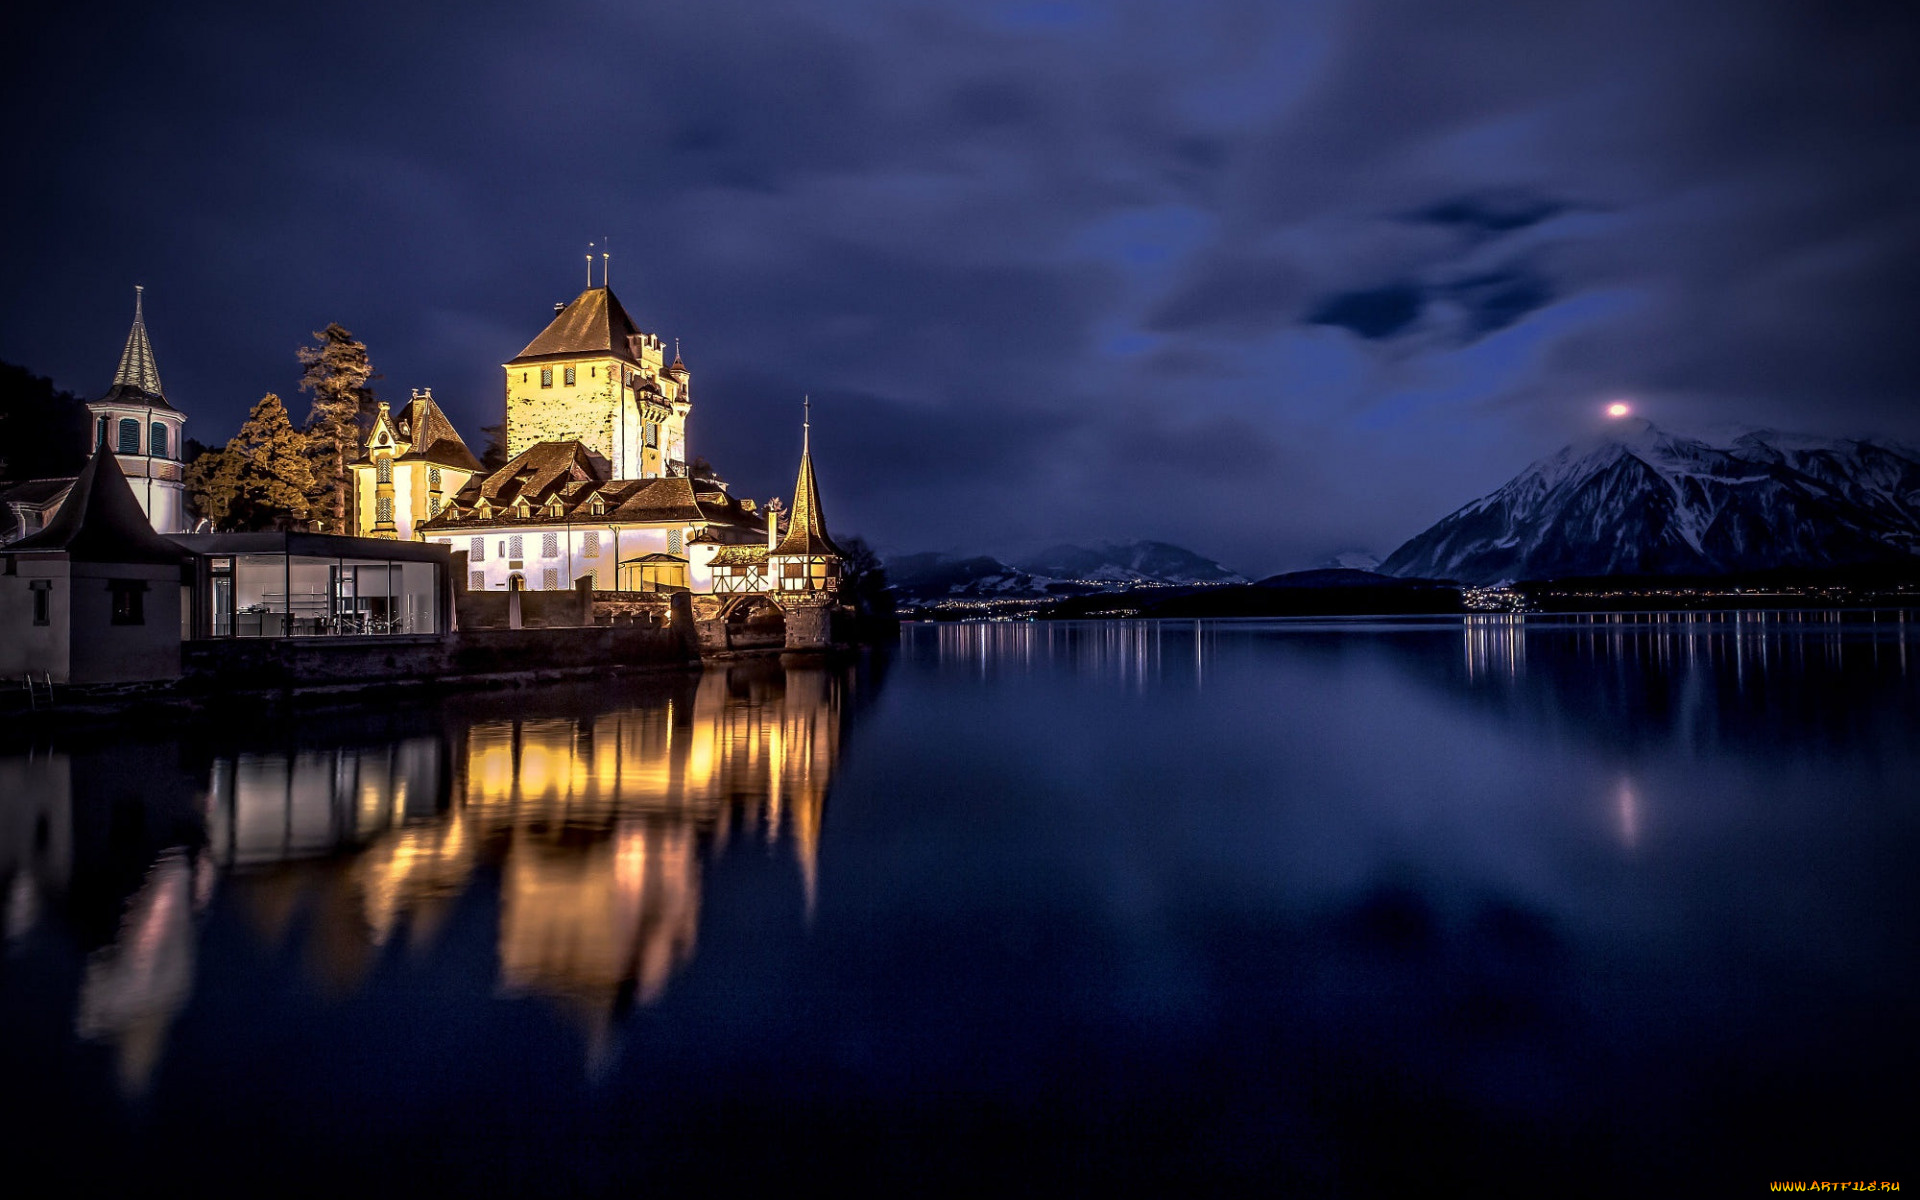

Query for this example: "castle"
[348,281,847,645]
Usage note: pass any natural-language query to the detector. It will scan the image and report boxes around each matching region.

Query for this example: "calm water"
[1,614,1914,1193]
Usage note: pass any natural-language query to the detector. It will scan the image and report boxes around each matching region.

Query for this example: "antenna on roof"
[803,393,811,456]
[603,234,611,289]
[586,241,595,288]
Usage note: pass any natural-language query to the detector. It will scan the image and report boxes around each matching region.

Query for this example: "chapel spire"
[112,286,165,400]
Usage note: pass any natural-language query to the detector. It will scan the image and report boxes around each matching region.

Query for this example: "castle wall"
[505,356,624,469]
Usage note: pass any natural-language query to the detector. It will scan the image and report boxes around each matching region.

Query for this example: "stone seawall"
[181,626,695,692]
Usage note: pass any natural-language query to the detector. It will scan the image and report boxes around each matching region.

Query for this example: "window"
[150,423,169,459]
[96,417,109,448]
[377,457,392,483]
[508,534,524,559]
[109,579,147,625]
[542,568,559,590]
[542,532,559,558]
[667,529,682,556]
[470,537,485,561]
[563,366,576,386]
[429,467,442,490]
[582,531,599,558]
[470,571,486,590]
[644,422,659,448]
[376,497,393,524]
[118,418,141,454]
[540,367,553,388]
[30,580,50,626]
[429,496,441,516]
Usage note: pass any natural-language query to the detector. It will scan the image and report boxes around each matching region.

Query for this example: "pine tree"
[198,393,314,531]
[298,323,379,531]
[184,445,241,528]
[478,421,510,471]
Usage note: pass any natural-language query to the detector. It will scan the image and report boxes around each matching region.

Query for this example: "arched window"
[118,418,141,453]
[150,423,168,459]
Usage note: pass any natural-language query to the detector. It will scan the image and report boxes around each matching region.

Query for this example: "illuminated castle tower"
[502,285,690,480]
[87,287,188,534]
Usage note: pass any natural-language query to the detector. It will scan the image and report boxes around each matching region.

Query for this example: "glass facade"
[190,538,445,639]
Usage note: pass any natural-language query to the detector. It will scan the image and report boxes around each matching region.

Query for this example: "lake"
[1,614,1913,1194]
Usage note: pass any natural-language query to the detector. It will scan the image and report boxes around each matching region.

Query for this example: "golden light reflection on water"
[191,663,848,1054]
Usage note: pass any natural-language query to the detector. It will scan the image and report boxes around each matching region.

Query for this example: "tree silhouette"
[0,361,90,481]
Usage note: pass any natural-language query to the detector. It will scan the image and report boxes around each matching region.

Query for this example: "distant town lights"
[1607,402,1632,418]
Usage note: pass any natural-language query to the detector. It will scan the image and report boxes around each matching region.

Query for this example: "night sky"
[4,0,1916,574]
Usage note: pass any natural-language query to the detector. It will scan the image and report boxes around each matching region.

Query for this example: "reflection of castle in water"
[201,662,851,1043]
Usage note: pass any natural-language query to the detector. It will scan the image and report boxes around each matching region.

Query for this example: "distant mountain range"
[889,540,1246,603]
[1382,422,1920,585]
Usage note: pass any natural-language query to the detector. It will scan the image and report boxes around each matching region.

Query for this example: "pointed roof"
[4,448,189,564]
[394,392,484,472]
[96,287,179,413]
[508,287,646,366]
[773,417,843,558]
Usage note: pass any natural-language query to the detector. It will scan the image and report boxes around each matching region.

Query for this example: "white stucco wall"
[0,558,73,681]
[430,522,691,590]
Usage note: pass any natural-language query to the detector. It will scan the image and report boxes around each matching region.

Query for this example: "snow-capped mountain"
[1014,541,1248,586]
[1381,420,1920,584]
[889,541,1246,602]
[1314,549,1383,571]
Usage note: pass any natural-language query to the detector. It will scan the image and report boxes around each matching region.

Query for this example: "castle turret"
[87,287,188,534]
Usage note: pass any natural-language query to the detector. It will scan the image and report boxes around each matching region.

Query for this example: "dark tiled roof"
[508,287,646,366]
[467,441,607,506]
[0,477,78,507]
[711,545,770,567]
[393,394,483,472]
[4,451,188,564]
[418,454,764,539]
[607,477,705,524]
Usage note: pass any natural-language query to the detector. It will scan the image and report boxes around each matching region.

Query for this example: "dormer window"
[545,498,565,517]
[589,495,606,516]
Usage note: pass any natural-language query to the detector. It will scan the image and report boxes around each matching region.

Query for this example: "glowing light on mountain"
[1607,402,1632,418]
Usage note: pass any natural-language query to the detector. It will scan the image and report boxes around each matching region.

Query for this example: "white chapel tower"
[87,287,188,535]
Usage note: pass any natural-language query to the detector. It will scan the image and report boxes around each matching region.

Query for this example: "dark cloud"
[1443,269,1556,338]
[1307,283,1424,340]
[1407,193,1571,237]
[3,0,1917,574]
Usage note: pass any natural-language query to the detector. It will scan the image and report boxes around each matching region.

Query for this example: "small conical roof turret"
[97,286,180,413]
[773,397,843,558]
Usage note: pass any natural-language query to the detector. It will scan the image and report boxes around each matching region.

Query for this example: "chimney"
[554,302,566,315]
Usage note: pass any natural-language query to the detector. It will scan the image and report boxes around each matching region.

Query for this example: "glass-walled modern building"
[173,533,450,638]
